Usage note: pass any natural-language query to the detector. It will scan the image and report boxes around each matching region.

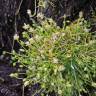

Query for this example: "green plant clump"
[11,16,96,96]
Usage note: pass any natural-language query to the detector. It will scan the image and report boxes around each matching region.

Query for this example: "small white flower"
[37,13,44,20]
[54,69,58,75]
[39,49,44,54]
[58,65,65,71]
[53,57,58,64]
[29,38,34,43]
[12,50,15,54]
[28,66,35,70]
[57,26,60,29]
[85,74,89,78]
[44,68,47,71]
[23,23,30,30]
[62,32,65,36]
[36,56,40,60]
[25,41,30,46]
[66,82,72,87]
[43,76,47,82]
[19,49,25,52]
[14,34,19,40]
[52,34,58,41]
[22,32,26,35]
[51,82,54,86]
[33,77,37,81]
[92,82,96,88]
[52,33,59,42]
[63,14,67,19]
[41,54,45,59]
[19,65,23,68]
[79,11,83,18]
[84,28,90,32]
[89,40,96,45]
[37,73,40,78]
[27,9,32,16]
[79,21,83,25]
[84,67,87,71]
[10,73,18,78]
[58,90,62,94]
[29,27,34,32]
[66,54,71,58]
[34,35,41,41]
[24,81,30,86]
[48,18,54,23]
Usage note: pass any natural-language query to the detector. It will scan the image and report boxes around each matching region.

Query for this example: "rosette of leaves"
[12,18,96,96]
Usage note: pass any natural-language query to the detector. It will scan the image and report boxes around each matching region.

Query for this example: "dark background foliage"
[43,0,96,26]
